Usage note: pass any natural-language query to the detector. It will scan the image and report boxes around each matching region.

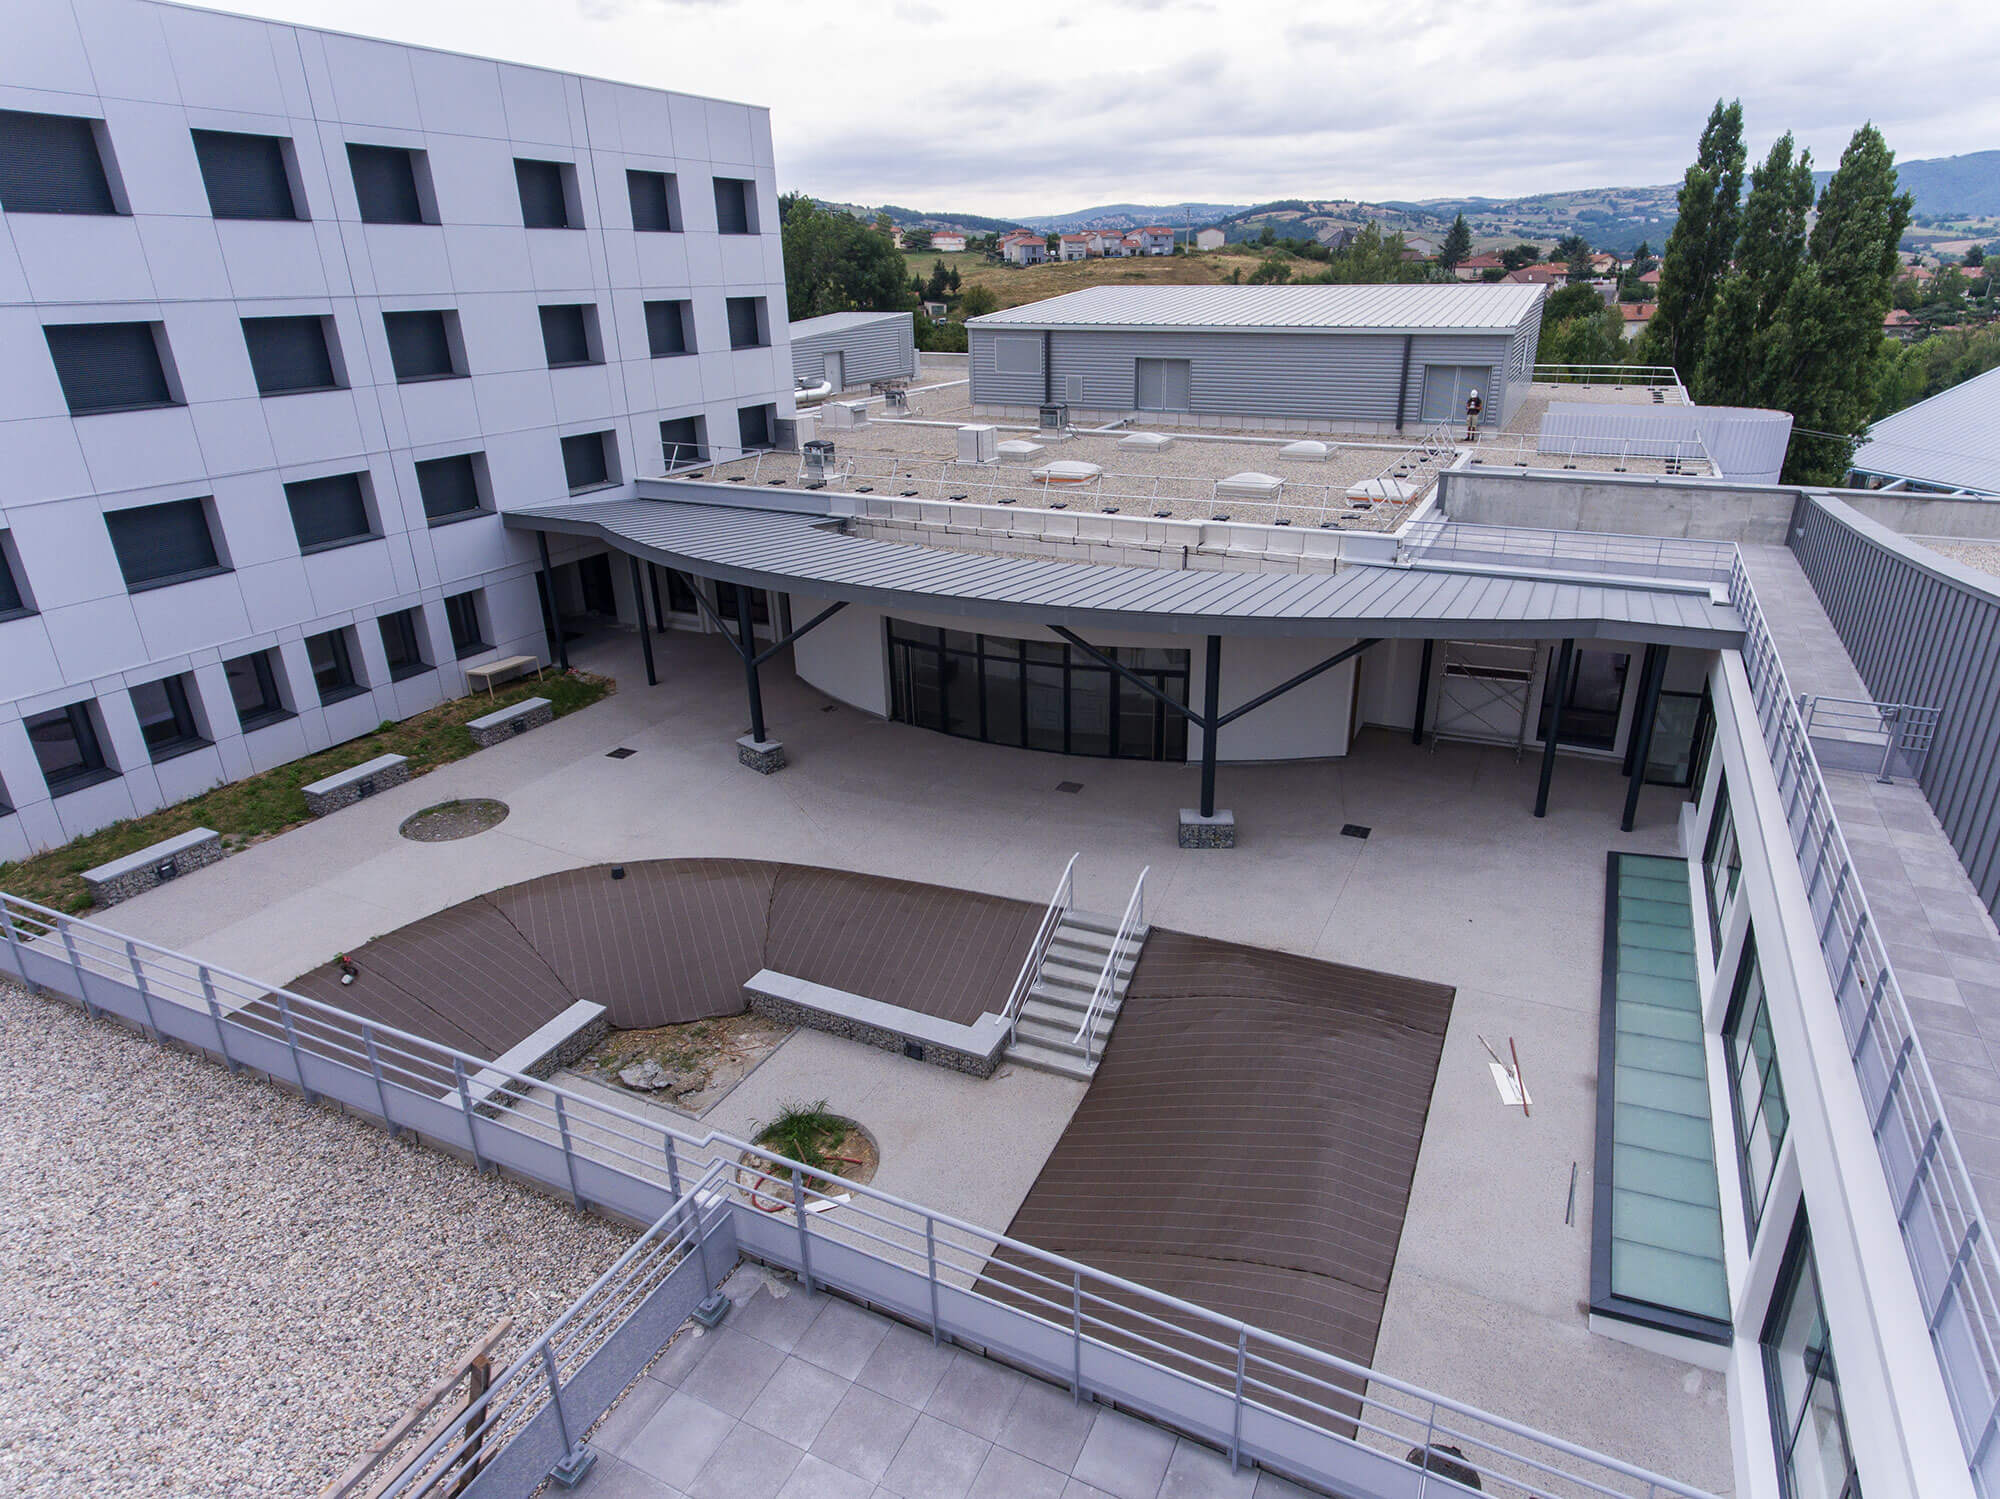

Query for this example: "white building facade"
[0,0,792,861]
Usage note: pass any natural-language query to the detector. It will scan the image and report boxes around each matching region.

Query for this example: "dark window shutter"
[0,544,23,614]
[540,305,594,367]
[446,592,486,654]
[191,130,297,220]
[415,454,483,521]
[515,159,571,228]
[347,144,424,224]
[243,316,337,394]
[737,404,773,451]
[384,311,456,380]
[628,170,675,231]
[380,609,427,678]
[713,177,751,235]
[660,416,705,465]
[44,323,172,413]
[0,110,116,214]
[562,433,611,491]
[105,499,219,587]
[646,300,689,357]
[726,297,763,349]
[285,473,372,551]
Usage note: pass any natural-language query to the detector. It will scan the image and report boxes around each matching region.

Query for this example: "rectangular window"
[25,702,113,794]
[130,675,207,762]
[726,296,766,350]
[1646,688,1711,789]
[285,472,375,553]
[663,567,698,615]
[1761,1223,1857,1499]
[383,310,461,381]
[994,334,1041,377]
[224,651,290,731]
[712,176,755,235]
[0,110,117,214]
[414,453,486,524]
[627,169,679,231]
[346,143,428,225]
[713,580,769,628]
[1725,944,1788,1234]
[191,130,298,220]
[736,403,775,453]
[1704,784,1743,952]
[561,432,615,492]
[645,299,693,357]
[1540,646,1630,751]
[104,499,223,591]
[0,533,30,620]
[44,322,174,414]
[306,628,363,704]
[379,608,428,680]
[514,158,574,229]
[243,315,339,395]
[539,304,598,368]
[660,416,707,468]
[445,591,488,658]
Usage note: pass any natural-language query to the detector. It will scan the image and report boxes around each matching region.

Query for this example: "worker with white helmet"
[1464,387,1484,443]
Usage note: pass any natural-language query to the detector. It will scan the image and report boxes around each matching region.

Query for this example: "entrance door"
[1135,358,1191,412]
[1419,364,1490,425]
[577,553,617,617]
[823,352,844,391]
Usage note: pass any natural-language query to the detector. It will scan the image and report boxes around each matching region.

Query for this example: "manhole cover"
[399,799,510,842]
[1341,823,1372,840]
[1056,781,1083,794]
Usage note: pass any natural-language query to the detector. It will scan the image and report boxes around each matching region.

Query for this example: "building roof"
[1504,265,1566,284]
[787,310,911,339]
[1459,254,1503,269]
[966,282,1546,335]
[1621,303,1656,322]
[1850,364,2000,496]
[505,492,1741,647]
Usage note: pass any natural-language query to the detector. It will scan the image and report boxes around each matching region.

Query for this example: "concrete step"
[1002,1036,1097,1081]
[1045,935,1141,969]
[1023,984,1120,1020]
[1014,1009,1114,1047]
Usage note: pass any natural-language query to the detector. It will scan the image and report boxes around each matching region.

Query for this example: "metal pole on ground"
[536,532,569,671]
[1412,638,1434,746]
[1622,645,1667,832]
[628,555,657,687]
[1534,639,1575,819]
[738,586,767,744]
[1199,634,1222,819]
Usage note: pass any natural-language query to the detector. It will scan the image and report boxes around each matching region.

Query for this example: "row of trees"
[1636,101,1911,482]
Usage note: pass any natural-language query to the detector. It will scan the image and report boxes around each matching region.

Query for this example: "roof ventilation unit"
[824,400,869,430]
[1215,471,1284,503]
[1118,432,1173,452]
[1278,440,1332,461]
[956,424,999,465]
[802,439,836,483]
[1038,403,1070,434]
[1031,460,1102,487]
[879,384,911,416]
[997,439,1045,464]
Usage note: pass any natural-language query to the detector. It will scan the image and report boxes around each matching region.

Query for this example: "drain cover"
[1056,781,1083,794]
[1341,823,1372,839]
[607,747,637,759]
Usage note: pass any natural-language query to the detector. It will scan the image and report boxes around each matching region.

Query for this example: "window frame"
[0,530,33,622]
[1759,1218,1860,1499]
[712,176,756,235]
[190,128,303,222]
[43,320,179,416]
[104,498,228,593]
[994,334,1042,377]
[306,627,366,705]
[627,169,680,232]
[561,431,618,494]
[0,109,121,216]
[223,650,293,733]
[735,403,775,455]
[539,303,602,369]
[284,471,379,555]
[382,309,464,383]
[725,296,768,350]
[514,157,578,230]
[242,314,343,397]
[645,299,695,358]
[1724,940,1789,1236]
[660,415,708,469]
[130,674,210,763]
[444,591,490,659]
[378,608,431,682]
[25,701,117,796]
[346,142,434,226]
[1704,782,1744,954]
[414,452,491,527]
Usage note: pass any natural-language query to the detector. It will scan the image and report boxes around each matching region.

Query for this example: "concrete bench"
[80,827,225,908]
[464,654,542,697]
[301,754,410,816]
[444,1001,608,1117]
[466,696,553,749]
[743,968,1010,1078]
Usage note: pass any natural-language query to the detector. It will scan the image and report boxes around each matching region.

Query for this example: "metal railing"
[1729,554,2000,1499]
[1003,852,1078,1046]
[1399,517,1737,585]
[1459,431,1714,477]
[1798,693,1941,784]
[1532,364,1685,391]
[1075,867,1147,1065]
[0,887,1715,1499]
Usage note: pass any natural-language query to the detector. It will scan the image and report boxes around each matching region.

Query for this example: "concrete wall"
[1828,491,2000,541]
[0,0,791,858]
[1437,468,1798,544]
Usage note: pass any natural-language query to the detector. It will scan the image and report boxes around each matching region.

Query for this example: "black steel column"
[1412,638,1434,746]
[1622,645,1668,832]
[1534,639,1575,819]
[629,555,657,687]
[1199,634,1222,819]
[535,531,568,671]
[648,563,667,633]
[737,584,766,743]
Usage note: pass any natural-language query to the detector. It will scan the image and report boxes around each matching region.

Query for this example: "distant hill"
[814,200,1025,234]
[1014,202,1252,233]
[1815,150,2000,217]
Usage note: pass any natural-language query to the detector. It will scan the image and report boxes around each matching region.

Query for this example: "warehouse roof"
[506,492,1741,647]
[787,309,913,339]
[966,283,1546,335]
[1850,365,2000,497]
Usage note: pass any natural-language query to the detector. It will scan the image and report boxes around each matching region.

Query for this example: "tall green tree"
[1697,132,1815,405]
[1440,214,1473,270]
[1636,99,1746,380]
[1757,125,1912,482]
[780,194,914,321]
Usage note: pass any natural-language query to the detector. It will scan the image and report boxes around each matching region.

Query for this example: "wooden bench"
[464,655,543,698]
[301,754,410,816]
[81,827,225,908]
[742,969,1010,1078]
[465,696,553,749]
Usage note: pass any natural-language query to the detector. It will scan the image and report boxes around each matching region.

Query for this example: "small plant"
[755,1099,847,1174]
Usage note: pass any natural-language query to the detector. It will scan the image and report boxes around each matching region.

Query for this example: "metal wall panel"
[787,312,914,386]
[1791,494,2000,919]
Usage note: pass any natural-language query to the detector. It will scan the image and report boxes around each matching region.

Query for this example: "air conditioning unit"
[802,439,836,483]
[825,400,869,431]
[956,424,999,465]
[1038,403,1070,433]
[882,386,910,416]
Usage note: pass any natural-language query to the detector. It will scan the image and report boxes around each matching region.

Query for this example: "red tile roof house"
[1620,302,1656,340]
[1136,226,1175,255]
[1504,263,1568,285]
[932,231,967,253]
[1000,231,1048,266]
[1453,254,1504,281]
[1058,233,1095,262]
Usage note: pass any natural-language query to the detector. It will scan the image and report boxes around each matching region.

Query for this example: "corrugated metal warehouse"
[787,309,917,390]
[965,284,1546,435]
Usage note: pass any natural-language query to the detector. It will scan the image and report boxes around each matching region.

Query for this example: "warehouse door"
[823,352,844,391]
[1419,364,1489,424]
[1135,358,1191,412]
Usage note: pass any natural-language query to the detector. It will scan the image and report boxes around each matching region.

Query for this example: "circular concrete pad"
[398,798,510,842]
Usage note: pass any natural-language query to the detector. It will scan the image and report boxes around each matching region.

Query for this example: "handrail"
[1003,852,1078,1045]
[1531,363,1685,391]
[1400,516,1738,584]
[1074,866,1147,1064]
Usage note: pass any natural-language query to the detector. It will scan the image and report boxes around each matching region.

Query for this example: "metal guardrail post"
[926,1220,941,1346]
[59,922,96,1020]
[273,987,314,1103]
[1230,1326,1247,1472]
[453,1056,486,1173]
[362,1027,398,1138]
[125,939,160,1040]
[539,1344,576,1466]
[1932,1224,1985,1335]
[1874,1036,1916,1136]
[1070,1269,1084,1403]
[1900,1122,1945,1225]
[793,1170,815,1293]
[0,900,26,981]
[664,1132,681,1199]
[554,1093,583,1211]
[198,966,238,1076]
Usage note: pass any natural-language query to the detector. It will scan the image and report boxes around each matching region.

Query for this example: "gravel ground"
[0,980,633,1496]
[1920,538,2000,580]
[398,798,511,843]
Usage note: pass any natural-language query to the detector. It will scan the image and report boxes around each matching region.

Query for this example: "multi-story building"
[0,0,792,862]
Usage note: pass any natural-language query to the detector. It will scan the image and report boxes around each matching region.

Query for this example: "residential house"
[1000,232,1048,266]
[1195,227,1226,251]
[1453,254,1504,281]
[932,232,968,253]
[1135,226,1175,256]
[1619,303,1656,341]
[1058,234,1094,262]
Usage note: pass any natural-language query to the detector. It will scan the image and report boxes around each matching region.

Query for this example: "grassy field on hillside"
[913,246,1278,313]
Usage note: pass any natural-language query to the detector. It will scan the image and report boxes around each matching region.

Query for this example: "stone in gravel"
[619,1059,704,1093]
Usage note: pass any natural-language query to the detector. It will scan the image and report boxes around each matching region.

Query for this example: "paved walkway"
[576,1266,1317,1499]
[1741,547,2000,1221]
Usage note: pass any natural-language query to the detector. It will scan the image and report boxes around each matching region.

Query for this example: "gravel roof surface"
[0,982,633,1496]
[1921,538,2000,580]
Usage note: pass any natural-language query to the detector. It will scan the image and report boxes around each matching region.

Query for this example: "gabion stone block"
[1177,809,1237,849]
[737,736,786,775]
[466,697,553,748]
[80,828,226,908]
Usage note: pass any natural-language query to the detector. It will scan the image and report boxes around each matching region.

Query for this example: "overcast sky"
[230,0,2000,216]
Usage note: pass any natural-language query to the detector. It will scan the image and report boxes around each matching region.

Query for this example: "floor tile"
[590,1374,673,1456]
[855,1322,957,1408]
[678,1326,787,1418]
[732,1279,831,1353]
[571,1452,685,1499]
[1062,1482,1119,1499]
[744,1356,854,1447]
[967,1444,1068,1499]
[809,1384,922,1484]
[1251,1474,1321,1498]
[778,1454,878,1499]
[993,1378,1097,1473]
[924,1349,1028,1441]
[879,1413,992,1499]
[1159,1437,1258,1497]
[1072,1409,1177,1499]
[621,1390,736,1489]
[648,1327,717,1390]
[794,1297,893,1380]
[688,1424,806,1499]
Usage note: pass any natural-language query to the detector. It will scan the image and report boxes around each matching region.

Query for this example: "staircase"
[1003,908,1148,1081]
